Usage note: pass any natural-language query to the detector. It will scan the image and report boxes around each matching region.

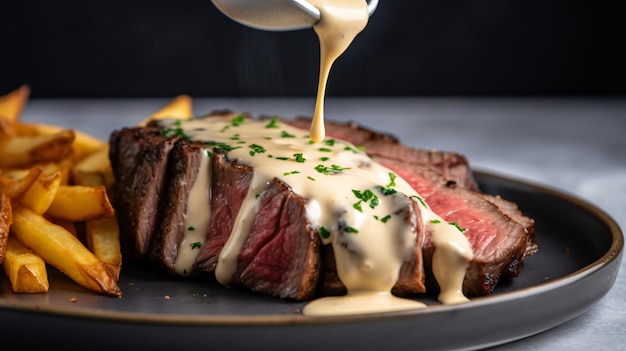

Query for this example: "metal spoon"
[211,0,379,31]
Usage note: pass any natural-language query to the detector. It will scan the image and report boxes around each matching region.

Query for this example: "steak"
[108,112,536,301]
[109,127,179,260]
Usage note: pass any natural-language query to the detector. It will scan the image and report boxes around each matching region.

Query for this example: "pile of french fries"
[0,85,193,297]
[0,85,122,296]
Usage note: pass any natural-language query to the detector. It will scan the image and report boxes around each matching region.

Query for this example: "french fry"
[72,145,114,188]
[10,205,121,296]
[137,94,193,126]
[39,159,73,185]
[0,129,76,168]
[0,193,11,263]
[0,85,30,123]
[17,170,62,214]
[0,166,43,198]
[2,236,49,293]
[45,185,115,222]
[76,159,123,280]
[86,216,122,280]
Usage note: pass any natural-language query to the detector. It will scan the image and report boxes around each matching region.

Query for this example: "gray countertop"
[15,96,626,350]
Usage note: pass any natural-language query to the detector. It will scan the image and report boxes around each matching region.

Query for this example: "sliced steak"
[233,178,322,300]
[109,113,536,302]
[148,140,205,274]
[109,127,179,260]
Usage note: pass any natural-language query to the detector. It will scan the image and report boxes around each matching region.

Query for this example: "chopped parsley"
[206,141,241,153]
[265,117,279,129]
[190,242,202,249]
[324,139,336,146]
[307,176,316,181]
[352,189,380,211]
[430,219,441,224]
[374,214,392,223]
[315,164,351,175]
[319,226,331,239]
[318,147,332,152]
[344,226,359,233]
[231,114,245,126]
[283,171,300,176]
[281,130,295,138]
[450,221,466,232]
[293,153,306,163]
[249,144,266,156]
[187,226,195,231]
[379,173,398,195]
[411,195,428,208]
[160,120,190,140]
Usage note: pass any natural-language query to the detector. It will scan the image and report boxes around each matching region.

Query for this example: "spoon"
[211,0,379,31]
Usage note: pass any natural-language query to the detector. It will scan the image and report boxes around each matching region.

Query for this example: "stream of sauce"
[308,0,369,143]
[161,115,473,316]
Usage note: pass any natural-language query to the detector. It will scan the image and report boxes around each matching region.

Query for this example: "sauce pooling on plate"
[308,0,369,143]
[160,115,473,316]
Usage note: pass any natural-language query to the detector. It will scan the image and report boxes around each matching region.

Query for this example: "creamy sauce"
[160,115,473,316]
[174,152,212,275]
[308,0,369,143]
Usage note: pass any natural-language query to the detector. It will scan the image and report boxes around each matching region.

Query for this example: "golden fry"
[0,166,43,198]
[12,122,104,163]
[2,236,49,293]
[86,216,122,281]
[17,170,62,215]
[0,129,75,168]
[0,84,30,123]
[72,145,114,188]
[137,94,193,126]
[45,185,115,221]
[10,205,121,296]
[0,193,11,263]
[39,159,73,185]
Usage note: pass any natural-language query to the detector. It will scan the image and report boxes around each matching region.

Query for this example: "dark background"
[1,1,623,98]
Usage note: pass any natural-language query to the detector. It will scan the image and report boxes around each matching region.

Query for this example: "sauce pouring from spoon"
[211,0,378,142]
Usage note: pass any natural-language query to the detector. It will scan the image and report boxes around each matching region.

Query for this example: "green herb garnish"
[265,117,279,129]
[249,143,266,156]
[319,226,331,239]
[232,114,245,126]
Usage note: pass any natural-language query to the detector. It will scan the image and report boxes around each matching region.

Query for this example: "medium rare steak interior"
[108,112,536,302]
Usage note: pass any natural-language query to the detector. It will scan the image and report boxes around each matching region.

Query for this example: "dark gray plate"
[0,171,622,351]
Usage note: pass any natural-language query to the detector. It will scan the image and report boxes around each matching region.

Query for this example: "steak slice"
[285,117,479,191]
[233,178,322,300]
[109,127,179,260]
[192,152,254,274]
[148,140,206,274]
[376,157,535,296]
